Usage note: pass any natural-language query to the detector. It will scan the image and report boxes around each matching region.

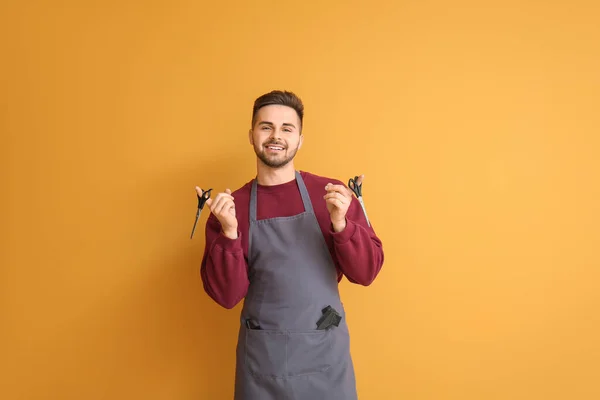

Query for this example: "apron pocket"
[286,330,333,376]
[245,329,287,378]
[245,329,334,378]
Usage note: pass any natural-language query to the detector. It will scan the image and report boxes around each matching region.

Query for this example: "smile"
[265,145,285,151]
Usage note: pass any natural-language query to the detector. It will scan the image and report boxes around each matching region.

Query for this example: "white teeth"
[268,146,283,150]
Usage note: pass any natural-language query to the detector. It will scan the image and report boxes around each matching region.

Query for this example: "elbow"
[350,259,384,286]
[218,294,243,310]
[346,267,380,286]
[204,285,245,310]
[200,261,247,310]
[356,271,379,286]
[202,278,246,309]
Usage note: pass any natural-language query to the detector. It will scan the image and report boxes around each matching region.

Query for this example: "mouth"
[264,144,285,153]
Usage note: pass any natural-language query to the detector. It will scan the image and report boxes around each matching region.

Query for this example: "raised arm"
[323,177,384,285]
[198,187,249,309]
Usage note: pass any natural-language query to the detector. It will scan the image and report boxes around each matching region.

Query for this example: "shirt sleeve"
[200,213,249,309]
[330,195,384,286]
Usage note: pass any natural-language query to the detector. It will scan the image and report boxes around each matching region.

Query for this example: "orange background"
[2,1,599,399]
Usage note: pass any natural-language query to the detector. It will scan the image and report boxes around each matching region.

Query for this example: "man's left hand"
[323,182,354,232]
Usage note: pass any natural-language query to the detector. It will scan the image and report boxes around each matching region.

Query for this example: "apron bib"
[233,171,357,400]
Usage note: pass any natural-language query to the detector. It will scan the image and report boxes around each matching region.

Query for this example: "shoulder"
[228,179,253,215]
[231,179,253,198]
[299,170,346,188]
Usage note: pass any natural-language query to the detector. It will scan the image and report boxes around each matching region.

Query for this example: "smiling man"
[197,90,384,400]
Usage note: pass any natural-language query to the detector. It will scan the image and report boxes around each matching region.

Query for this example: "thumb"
[195,186,203,196]
[205,198,213,207]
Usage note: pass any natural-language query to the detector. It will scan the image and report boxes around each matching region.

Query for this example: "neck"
[256,161,296,186]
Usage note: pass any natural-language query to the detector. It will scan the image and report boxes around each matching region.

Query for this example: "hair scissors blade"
[190,209,201,239]
[357,197,370,227]
[190,188,212,239]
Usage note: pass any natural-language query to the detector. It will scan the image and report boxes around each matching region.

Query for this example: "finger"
[214,198,235,216]
[324,192,349,206]
[325,183,352,196]
[195,186,203,196]
[216,191,234,199]
[210,195,234,214]
[356,174,364,186]
[211,192,235,206]
[325,183,345,191]
[324,191,346,201]
[221,200,236,217]
[324,190,347,200]
[325,197,349,209]
[208,195,226,213]
[326,187,352,200]
[212,193,235,213]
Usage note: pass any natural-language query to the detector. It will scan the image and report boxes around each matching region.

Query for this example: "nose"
[269,127,282,140]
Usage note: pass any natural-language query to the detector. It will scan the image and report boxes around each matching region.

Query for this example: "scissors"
[190,188,212,239]
[348,176,370,227]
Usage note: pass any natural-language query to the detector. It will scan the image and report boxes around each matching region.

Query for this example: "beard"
[254,139,300,168]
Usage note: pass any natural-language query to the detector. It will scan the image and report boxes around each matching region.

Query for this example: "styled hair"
[251,90,304,131]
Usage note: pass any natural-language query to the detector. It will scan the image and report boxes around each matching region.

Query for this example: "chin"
[260,155,292,169]
[254,145,298,169]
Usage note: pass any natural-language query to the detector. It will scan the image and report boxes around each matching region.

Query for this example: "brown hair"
[251,90,304,131]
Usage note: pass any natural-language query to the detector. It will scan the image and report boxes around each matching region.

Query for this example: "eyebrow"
[258,121,297,129]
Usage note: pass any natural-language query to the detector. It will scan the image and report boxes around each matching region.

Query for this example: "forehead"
[255,104,300,126]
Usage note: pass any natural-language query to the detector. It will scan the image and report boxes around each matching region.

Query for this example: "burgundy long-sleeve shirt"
[200,171,384,309]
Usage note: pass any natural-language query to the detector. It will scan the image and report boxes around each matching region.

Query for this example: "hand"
[323,182,354,232]
[196,187,238,239]
[349,174,364,196]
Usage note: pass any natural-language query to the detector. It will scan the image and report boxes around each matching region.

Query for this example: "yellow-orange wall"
[2,1,599,399]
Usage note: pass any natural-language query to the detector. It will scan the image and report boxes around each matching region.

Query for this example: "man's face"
[249,104,303,169]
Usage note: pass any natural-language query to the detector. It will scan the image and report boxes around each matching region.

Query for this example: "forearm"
[332,219,384,285]
[201,218,249,309]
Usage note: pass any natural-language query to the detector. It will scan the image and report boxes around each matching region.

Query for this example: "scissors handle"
[197,188,213,210]
[191,188,212,239]
[348,176,371,226]
[348,176,362,197]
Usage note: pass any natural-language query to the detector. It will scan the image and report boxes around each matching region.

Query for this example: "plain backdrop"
[2,1,599,399]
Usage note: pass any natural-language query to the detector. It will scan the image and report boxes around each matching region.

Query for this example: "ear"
[248,128,254,145]
[298,133,304,149]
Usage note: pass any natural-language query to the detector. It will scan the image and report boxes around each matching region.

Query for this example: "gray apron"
[233,171,358,400]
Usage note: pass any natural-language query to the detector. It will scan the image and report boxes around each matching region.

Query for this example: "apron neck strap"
[249,171,313,222]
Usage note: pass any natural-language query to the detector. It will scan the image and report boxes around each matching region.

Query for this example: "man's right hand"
[195,187,238,239]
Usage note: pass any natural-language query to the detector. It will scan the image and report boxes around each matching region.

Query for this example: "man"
[197,90,384,399]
